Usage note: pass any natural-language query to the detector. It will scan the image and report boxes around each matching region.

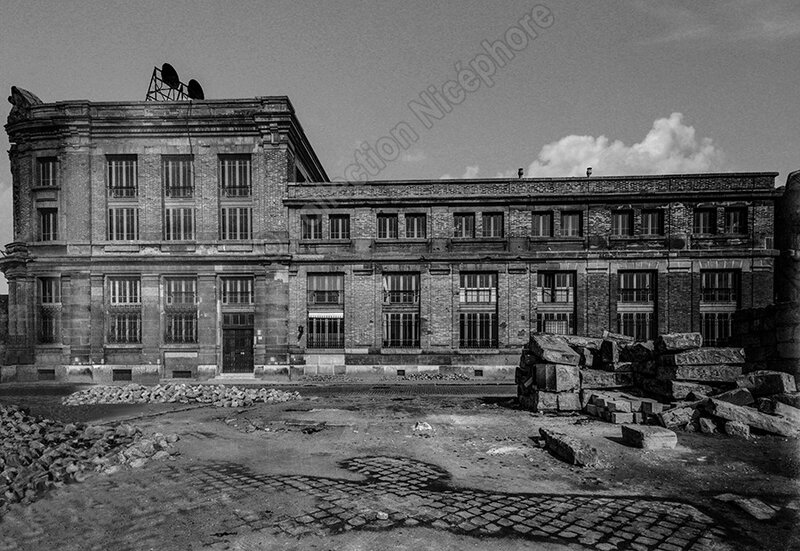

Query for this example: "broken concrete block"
[737,370,798,397]
[706,399,800,437]
[734,497,778,521]
[621,425,678,449]
[533,390,558,412]
[724,421,750,438]
[773,392,800,409]
[526,334,581,366]
[600,339,621,365]
[757,399,800,424]
[580,369,633,389]
[621,341,655,363]
[638,378,713,400]
[633,412,645,424]
[607,400,632,413]
[602,330,635,343]
[539,428,599,467]
[535,364,580,392]
[561,335,603,350]
[658,347,745,366]
[574,347,595,368]
[641,400,664,415]
[585,404,599,416]
[699,418,717,434]
[655,333,703,354]
[712,388,754,406]
[658,405,698,429]
[606,361,634,373]
[557,392,582,412]
[611,412,634,424]
[656,364,742,383]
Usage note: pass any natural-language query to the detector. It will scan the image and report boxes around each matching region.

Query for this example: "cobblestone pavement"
[185,456,735,550]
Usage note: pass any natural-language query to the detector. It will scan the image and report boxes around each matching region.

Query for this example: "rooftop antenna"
[146,63,205,101]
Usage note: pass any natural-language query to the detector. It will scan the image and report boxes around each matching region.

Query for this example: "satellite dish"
[187,79,205,100]
[161,63,180,89]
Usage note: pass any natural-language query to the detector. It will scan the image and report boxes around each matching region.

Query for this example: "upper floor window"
[382,273,419,304]
[107,155,138,198]
[164,207,195,241]
[38,208,58,241]
[308,274,344,305]
[405,213,427,239]
[642,209,665,236]
[724,207,747,235]
[701,270,739,303]
[611,210,634,237]
[537,272,574,303]
[693,208,717,235]
[37,157,58,187]
[108,207,139,241]
[219,155,252,197]
[561,212,582,237]
[109,277,141,305]
[39,277,61,304]
[377,213,399,239]
[454,213,475,238]
[329,214,350,240]
[220,206,252,240]
[165,277,197,306]
[221,277,253,305]
[482,213,504,238]
[163,156,194,198]
[459,272,497,303]
[618,271,654,303]
[301,214,323,240]
[531,212,553,237]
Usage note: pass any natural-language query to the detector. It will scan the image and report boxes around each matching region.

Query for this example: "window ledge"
[104,344,143,349]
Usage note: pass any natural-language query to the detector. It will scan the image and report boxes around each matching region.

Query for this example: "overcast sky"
[1,0,799,292]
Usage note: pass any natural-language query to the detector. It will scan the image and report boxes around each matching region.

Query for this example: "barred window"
[108,276,141,344]
[37,157,58,187]
[701,271,739,303]
[219,155,251,197]
[107,155,138,198]
[459,272,497,303]
[611,210,634,236]
[38,277,61,344]
[377,214,398,239]
[307,315,344,348]
[701,312,732,347]
[537,272,574,303]
[329,214,351,239]
[108,312,141,344]
[536,312,575,335]
[618,272,654,303]
[165,277,197,306]
[109,277,141,305]
[561,212,582,237]
[459,312,497,348]
[165,312,197,344]
[642,209,664,236]
[454,213,475,238]
[221,277,253,305]
[308,274,344,305]
[724,207,747,234]
[301,214,322,240]
[532,212,553,237]
[108,207,139,241]
[382,273,419,304]
[164,207,195,240]
[405,214,426,239]
[163,155,194,198]
[617,312,656,342]
[693,208,717,234]
[383,313,419,348]
[482,213,504,237]
[38,208,58,241]
[220,207,252,240]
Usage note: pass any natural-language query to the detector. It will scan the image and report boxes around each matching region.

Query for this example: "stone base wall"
[733,301,800,380]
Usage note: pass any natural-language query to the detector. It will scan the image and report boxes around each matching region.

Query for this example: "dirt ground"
[1,384,798,550]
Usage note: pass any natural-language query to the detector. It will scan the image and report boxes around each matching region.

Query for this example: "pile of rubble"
[63,384,302,408]
[0,403,179,511]
[517,334,584,412]
[400,372,471,382]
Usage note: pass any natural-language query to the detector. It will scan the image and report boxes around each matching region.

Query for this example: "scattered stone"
[621,425,678,449]
[737,371,798,397]
[735,497,778,520]
[658,405,700,429]
[656,364,742,383]
[561,335,604,349]
[707,399,799,437]
[699,418,717,434]
[601,330,635,344]
[724,421,750,439]
[712,388,754,406]
[610,412,634,424]
[412,421,433,436]
[580,370,633,389]
[638,378,713,400]
[63,384,302,407]
[772,392,800,409]
[538,428,599,467]
[557,392,582,412]
[714,493,740,502]
[526,334,581,366]
[658,348,745,366]
[756,399,800,424]
[535,364,580,392]
[621,341,655,363]
[376,511,389,520]
[655,333,703,354]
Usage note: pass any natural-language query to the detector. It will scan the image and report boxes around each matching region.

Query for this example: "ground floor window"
[38,307,60,343]
[536,312,575,335]
[165,312,197,343]
[307,316,344,348]
[383,313,419,348]
[459,312,497,348]
[701,312,732,346]
[108,311,142,343]
[617,312,656,341]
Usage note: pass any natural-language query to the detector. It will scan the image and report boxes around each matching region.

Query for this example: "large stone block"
[580,369,633,389]
[621,341,655,363]
[658,347,745,366]
[525,335,580,366]
[656,364,742,383]
[535,363,580,392]
[773,391,800,409]
[539,428,599,467]
[712,388,754,406]
[621,425,678,449]
[638,377,713,400]
[561,335,603,350]
[658,405,699,429]
[655,333,703,354]
[557,392,582,411]
[737,370,797,397]
[706,398,800,437]
[600,339,620,365]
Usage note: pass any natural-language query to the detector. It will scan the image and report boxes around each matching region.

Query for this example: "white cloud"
[526,113,725,178]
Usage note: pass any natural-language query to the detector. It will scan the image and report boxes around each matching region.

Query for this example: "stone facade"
[0,88,784,382]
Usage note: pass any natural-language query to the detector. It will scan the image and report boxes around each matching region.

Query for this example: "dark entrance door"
[222,327,254,373]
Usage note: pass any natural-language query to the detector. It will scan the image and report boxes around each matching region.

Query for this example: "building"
[0,86,783,383]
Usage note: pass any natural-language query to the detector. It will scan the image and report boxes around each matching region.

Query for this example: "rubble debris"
[772,392,800,409]
[556,392,582,412]
[756,399,800,424]
[602,330,635,344]
[535,364,579,392]
[658,404,702,430]
[737,370,798,397]
[525,334,581,366]
[583,392,660,424]
[655,333,703,354]
[401,372,471,381]
[637,379,714,401]
[63,384,301,408]
[580,370,633,389]
[723,421,750,439]
[706,398,799,438]
[412,421,433,437]
[538,428,599,467]
[655,364,742,383]
[734,497,778,521]
[621,425,678,449]
[699,418,717,434]
[713,388,754,406]
[657,347,745,366]
[620,341,655,363]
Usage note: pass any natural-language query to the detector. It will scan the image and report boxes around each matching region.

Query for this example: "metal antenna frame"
[146,66,191,101]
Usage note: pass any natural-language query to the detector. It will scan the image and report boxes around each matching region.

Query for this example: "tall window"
[107,155,138,198]
[221,277,254,305]
[482,213,503,238]
[307,316,344,348]
[459,272,498,348]
[307,273,345,349]
[693,208,717,234]
[537,272,574,303]
[164,277,197,344]
[38,277,61,344]
[37,158,58,187]
[307,274,344,305]
[531,212,553,237]
[301,214,322,240]
[164,207,195,240]
[108,277,141,344]
[163,155,194,198]
[618,312,656,342]
[642,210,664,236]
[460,273,497,303]
[382,273,420,348]
[724,207,747,234]
[383,273,419,304]
[108,208,139,241]
[377,213,399,239]
[459,313,498,348]
[536,312,574,335]
[219,155,251,197]
[536,271,575,335]
[561,212,582,237]
[617,271,656,341]
[405,213,426,238]
[38,208,58,241]
[454,213,475,238]
[700,269,738,347]
[220,207,252,240]
[329,214,350,239]
[618,272,654,303]
[701,271,739,303]
[702,313,733,347]
[611,210,634,237]
[383,313,420,348]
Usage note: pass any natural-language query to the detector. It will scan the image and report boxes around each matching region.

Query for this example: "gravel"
[62,384,302,408]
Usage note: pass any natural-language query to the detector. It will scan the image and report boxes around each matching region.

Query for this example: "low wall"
[733,301,800,380]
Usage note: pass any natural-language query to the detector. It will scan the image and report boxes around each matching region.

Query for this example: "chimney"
[586,167,592,177]
[518,168,524,179]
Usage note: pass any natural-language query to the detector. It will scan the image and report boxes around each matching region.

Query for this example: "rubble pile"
[516,334,582,412]
[0,403,179,511]
[62,384,302,408]
[583,391,664,425]
[401,372,471,382]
